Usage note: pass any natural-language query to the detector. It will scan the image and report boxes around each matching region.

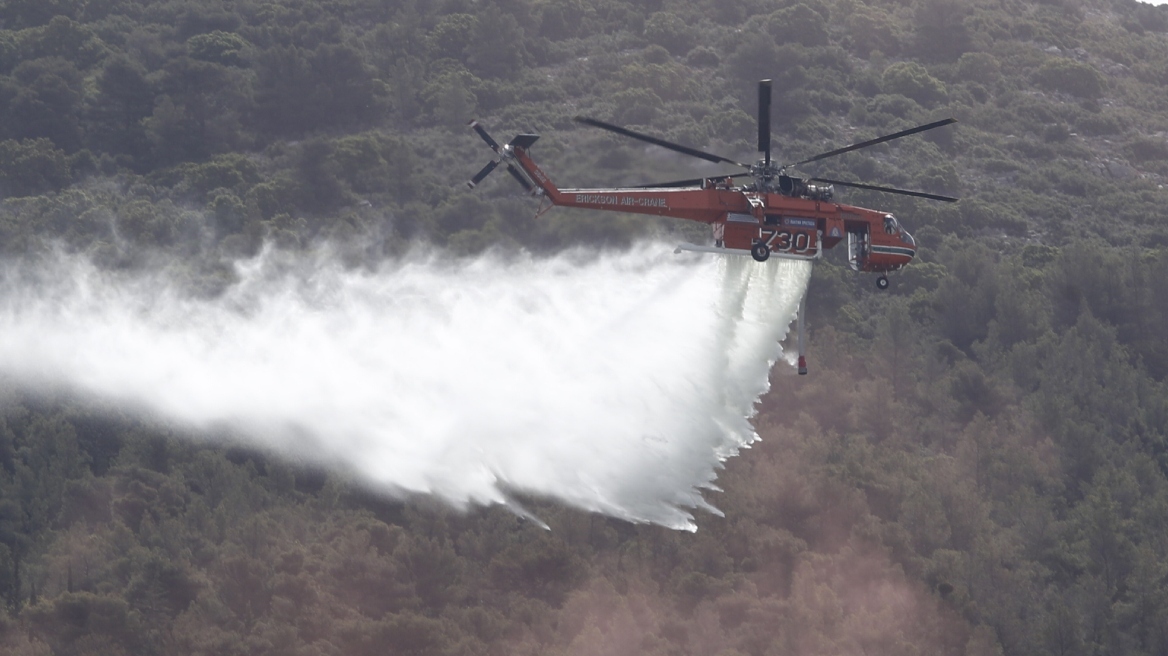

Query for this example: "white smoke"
[0,244,810,530]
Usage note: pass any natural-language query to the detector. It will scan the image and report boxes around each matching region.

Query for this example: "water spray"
[0,245,810,530]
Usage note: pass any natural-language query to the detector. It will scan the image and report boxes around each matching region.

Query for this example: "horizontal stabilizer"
[509,134,540,150]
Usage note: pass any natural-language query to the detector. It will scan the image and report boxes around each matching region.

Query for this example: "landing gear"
[876,275,890,290]
[751,242,770,262]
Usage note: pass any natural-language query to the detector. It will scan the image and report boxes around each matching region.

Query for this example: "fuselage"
[512,146,915,271]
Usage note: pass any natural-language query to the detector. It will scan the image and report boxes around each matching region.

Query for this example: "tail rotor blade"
[467,160,500,188]
[759,80,772,166]
[469,120,501,152]
[506,164,535,193]
[466,121,538,194]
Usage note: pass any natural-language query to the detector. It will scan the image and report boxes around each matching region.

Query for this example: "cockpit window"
[883,214,900,234]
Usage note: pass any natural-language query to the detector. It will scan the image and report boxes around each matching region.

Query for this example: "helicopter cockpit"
[884,213,916,246]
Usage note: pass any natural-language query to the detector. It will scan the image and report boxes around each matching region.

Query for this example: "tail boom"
[509,147,736,223]
[472,121,750,224]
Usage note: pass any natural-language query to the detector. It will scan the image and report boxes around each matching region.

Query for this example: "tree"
[87,56,154,166]
[330,133,419,198]
[539,0,596,40]
[932,244,998,353]
[644,11,697,55]
[8,57,85,151]
[984,260,1050,355]
[18,16,108,68]
[147,56,252,164]
[957,52,1001,85]
[0,138,71,197]
[292,139,347,215]
[1035,310,1146,487]
[846,5,904,57]
[25,592,145,653]
[912,0,971,61]
[766,4,829,48]
[254,44,377,137]
[465,7,527,80]
[428,13,477,61]
[2,0,84,28]
[422,70,479,128]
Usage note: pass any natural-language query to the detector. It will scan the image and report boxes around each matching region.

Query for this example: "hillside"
[0,0,1166,654]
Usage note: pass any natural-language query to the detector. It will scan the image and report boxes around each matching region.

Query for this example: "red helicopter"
[468,80,957,373]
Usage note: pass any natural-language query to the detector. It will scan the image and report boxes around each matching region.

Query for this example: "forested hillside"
[0,0,1167,654]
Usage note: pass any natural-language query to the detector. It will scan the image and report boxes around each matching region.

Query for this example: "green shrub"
[611,88,662,126]
[187,31,249,66]
[1033,58,1105,99]
[1076,111,1125,136]
[1125,137,1168,163]
[868,94,923,121]
[703,108,755,144]
[882,61,948,105]
[956,52,1001,85]
[686,46,720,68]
[179,154,261,195]
[616,62,696,102]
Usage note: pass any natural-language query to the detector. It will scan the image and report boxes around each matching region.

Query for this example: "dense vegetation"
[0,0,1166,654]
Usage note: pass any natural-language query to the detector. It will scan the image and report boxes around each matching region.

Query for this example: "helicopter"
[467,79,958,373]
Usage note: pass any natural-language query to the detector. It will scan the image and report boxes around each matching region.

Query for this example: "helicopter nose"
[901,230,917,259]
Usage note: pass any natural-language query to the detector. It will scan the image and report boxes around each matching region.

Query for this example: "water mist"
[0,244,810,530]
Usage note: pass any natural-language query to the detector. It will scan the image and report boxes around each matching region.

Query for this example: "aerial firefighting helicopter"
[467,79,958,373]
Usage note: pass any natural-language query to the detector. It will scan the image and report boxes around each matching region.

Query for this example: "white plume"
[0,244,810,530]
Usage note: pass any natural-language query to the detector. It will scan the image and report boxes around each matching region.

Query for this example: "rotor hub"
[747,160,782,191]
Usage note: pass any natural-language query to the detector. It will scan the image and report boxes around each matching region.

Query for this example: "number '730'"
[763,230,813,253]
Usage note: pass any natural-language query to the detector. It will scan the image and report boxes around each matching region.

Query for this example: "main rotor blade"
[506,164,535,193]
[793,118,957,167]
[759,80,772,166]
[467,160,500,188]
[469,120,501,152]
[575,116,748,167]
[811,177,959,202]
[634,172,752,188]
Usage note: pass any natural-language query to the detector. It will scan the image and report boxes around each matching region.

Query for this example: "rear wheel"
[751,242,770,262]
[876,275,889,290]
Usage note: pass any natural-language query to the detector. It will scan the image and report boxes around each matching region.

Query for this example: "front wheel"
[751,242,770,262]
[876,275,890,290]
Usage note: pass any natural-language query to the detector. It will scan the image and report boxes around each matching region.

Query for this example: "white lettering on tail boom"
[575,194,668,208]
